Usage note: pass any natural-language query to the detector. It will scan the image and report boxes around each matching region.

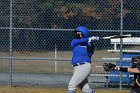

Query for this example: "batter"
[67,26,99,93]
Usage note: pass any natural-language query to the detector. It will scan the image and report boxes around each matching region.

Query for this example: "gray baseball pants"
[68,62,95,93]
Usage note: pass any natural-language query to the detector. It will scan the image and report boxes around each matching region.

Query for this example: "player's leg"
[67,90,75,93]
[131,88,140,93]
[68,63,91,92]
[79,78,96,93]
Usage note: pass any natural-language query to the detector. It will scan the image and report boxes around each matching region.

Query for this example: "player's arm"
[71,36,99,49]
[128,68,140,73]
[87,40,95,53]
[70,38,89,48]
[103,63,129,72]
[86,36,99,53]
[103,63,140,73]
[115,67,140,73]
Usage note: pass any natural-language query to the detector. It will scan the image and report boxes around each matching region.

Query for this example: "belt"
[72,62,90,67]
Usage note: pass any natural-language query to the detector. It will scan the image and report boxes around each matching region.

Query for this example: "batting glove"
[88,36,99,42]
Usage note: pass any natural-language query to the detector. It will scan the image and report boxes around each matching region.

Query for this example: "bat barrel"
[103,34,131,39]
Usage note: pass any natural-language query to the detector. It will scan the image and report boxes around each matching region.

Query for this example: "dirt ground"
[0,86,130,93]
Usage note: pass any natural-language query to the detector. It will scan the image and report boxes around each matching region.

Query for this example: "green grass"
[0,86,130,93]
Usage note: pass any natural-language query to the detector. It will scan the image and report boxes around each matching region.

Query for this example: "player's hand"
[103,63,116,72]
[88,36,99,42]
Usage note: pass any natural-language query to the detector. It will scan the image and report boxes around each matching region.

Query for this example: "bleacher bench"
[108,37,140,52]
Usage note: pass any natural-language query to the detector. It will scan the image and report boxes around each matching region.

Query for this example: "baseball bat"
[102,34,131,39]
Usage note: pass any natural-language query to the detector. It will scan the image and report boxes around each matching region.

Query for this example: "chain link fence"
[0,0,140,90]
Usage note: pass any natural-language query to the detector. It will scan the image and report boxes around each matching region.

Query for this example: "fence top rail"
[0,27,140,32]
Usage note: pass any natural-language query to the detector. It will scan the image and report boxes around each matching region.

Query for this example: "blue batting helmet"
[75,26,89,38]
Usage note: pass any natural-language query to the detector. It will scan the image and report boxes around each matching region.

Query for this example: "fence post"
[119,0,124,90]
[9,0,13,86]
[55,44,57,73]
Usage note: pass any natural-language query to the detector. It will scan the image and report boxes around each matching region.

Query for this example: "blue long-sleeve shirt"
[71,38,95,65]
